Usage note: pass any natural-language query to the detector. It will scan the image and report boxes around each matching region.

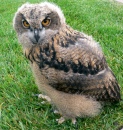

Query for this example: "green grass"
[0,0,123,129]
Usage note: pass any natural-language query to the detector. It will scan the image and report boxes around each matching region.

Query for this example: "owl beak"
[34,29,40,42]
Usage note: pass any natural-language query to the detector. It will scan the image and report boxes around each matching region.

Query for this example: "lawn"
[0,0,123,129]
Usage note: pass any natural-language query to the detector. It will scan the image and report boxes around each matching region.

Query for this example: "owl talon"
[72,118,76,124]
[56,117,65,124]
[38,94,51,102]
[33,94,40,97]
[41,101,46,104]
[54,110,60,114]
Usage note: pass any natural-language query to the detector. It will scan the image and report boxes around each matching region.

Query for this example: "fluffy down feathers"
[13,2,121,123]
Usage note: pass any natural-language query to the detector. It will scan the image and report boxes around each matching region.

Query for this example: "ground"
[0,0,123,130]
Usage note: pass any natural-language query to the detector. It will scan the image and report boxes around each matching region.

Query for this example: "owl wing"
[50,33,120,101]
[26,31,121,102]
[55,67,121,102]
[50,38,121,102]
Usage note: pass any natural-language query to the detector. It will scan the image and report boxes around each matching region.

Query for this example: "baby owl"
[13,2,121,124]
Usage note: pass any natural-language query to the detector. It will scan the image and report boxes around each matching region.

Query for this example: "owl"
[13,2,121,124]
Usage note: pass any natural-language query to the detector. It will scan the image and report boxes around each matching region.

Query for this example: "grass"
[0,0,123,129]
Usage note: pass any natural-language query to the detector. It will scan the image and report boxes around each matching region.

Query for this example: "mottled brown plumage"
[13,2,121,123]
[24,24,120,102]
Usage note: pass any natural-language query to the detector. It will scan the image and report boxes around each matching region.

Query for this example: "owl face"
[13,2,65,47]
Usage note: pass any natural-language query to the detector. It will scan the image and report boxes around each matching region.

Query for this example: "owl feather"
[13,2,121,123]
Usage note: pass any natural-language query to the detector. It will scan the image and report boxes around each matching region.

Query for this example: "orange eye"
[22,20,30,28]
[42,18,51,27]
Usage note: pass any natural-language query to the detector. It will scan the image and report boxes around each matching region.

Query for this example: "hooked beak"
[29,25,44,44]
[34,29,40,42]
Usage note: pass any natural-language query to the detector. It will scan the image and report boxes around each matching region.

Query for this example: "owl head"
[13,2,65,48]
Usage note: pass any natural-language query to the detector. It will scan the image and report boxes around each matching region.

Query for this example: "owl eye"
[42,18,51,27]
[22,20,30,28]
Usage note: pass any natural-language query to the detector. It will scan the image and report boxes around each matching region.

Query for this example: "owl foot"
[72,118,76,124]
[56,117,76,124]
[41,101,47,104]
[54,110,60,114]
[34,94,51,102]
[38,94,51,102]
[56,117,65,124]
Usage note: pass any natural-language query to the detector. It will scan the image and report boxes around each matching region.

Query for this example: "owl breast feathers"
[13,2,121,122]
